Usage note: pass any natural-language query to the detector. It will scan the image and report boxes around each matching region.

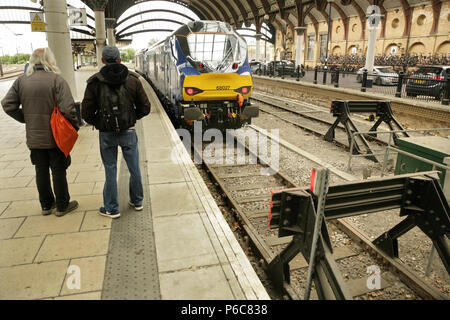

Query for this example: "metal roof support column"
[105,18,116,47]
[94,9,107,68]
[364,10,380,74]
[43,0,77,99]
[295,27,306,67]
[255,34,262,62]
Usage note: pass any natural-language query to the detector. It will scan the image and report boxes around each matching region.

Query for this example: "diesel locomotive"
[135,20,259,130]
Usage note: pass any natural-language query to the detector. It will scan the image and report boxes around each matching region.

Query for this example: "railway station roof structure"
[80,0,445,41]
[0,0,445,57]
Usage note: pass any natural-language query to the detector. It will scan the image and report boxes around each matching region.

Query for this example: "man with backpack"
[81,46,151,218]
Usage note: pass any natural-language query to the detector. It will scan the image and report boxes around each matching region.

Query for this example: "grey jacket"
[1,65,78,149]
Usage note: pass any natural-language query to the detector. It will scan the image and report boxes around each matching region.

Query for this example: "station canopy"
[0,0,275,55]
[0,0,98,55]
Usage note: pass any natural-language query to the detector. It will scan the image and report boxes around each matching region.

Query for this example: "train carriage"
[135,20,259,131]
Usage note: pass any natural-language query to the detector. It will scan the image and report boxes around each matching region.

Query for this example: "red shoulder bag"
[50,74,78,157]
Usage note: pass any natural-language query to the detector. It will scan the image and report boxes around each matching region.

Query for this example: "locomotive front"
[175,21,259,130]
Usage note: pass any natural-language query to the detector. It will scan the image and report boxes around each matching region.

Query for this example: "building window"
[336,26,341,34]
[307,35,315,60]
[417,14,426,26]
[392,18,399,29]
[319,34,328,61]
[352,23,358,32]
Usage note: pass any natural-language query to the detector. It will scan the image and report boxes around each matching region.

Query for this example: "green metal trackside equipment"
[394,136,450,186]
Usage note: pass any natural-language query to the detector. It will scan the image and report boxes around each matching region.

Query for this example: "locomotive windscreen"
[176,21,247,73]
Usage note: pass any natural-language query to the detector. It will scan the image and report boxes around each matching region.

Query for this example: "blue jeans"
[99,129,143,214]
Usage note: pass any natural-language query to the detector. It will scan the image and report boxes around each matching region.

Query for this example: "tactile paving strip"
[102,122,161,300]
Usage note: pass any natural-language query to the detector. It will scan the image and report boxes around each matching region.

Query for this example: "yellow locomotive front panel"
[182,73,252,101]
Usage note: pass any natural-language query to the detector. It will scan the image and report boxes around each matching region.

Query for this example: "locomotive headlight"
[234,86,251,94]
[185,87,203,96]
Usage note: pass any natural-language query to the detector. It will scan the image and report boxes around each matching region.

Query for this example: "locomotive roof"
[174,20,234,36]
[145,20,240,51]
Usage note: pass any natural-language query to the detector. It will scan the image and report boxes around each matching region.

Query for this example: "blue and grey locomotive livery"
[135,20,259,130]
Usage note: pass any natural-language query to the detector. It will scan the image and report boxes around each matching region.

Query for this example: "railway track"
[0,68,24,79]
[251,91,393,162]
[194,127,448,300]
[253,76,450,128]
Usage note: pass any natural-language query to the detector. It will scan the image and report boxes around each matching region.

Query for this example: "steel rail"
[195,125,448,300]
[192,136,301,299]
[249,125,448,300]
[251,92,389,149]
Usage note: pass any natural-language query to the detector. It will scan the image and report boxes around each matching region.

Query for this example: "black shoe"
[42,203,56,216]
[55,201,79,217]
[98,207,120,219]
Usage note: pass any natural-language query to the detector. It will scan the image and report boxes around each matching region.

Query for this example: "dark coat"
[1,65,78,149]
[81,63,151,131]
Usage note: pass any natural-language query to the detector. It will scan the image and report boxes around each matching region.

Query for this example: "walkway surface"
[0,67,270,300]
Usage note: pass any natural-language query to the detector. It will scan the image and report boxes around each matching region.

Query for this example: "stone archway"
[436,41,450,55]
[347,45,357,55]
[332,45,342,55]
[385,43,399,55]
[409,42,426,55]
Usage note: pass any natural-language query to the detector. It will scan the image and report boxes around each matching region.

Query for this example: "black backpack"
[97,80,136,132]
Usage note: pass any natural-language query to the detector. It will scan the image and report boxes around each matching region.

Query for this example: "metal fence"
[256,63,450,106]
[346,128,450,172]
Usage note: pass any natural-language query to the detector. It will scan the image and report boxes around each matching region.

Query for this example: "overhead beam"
[195,0,233,25]
[307,12,319,36]
[376,0,387,39]
[400,0,412,37]
[0,20,31,25]
[295,0,304,27]
[207,0,237,25]
[351,1,366,40]
[191,1,215,20]
[292,10,318,35]
[246,0,261,31]
[331,2,349,41]
[431,0,442,34]
[116,18,184,37]
[117,29,175,39]
[71,27,95,37]
[230,0,248,25]
[256,0,314,22]
[260,0,271,15]
[116,9,195,27]
[0,6,43,11]
[214,0,239,26]
[276,0,287,20]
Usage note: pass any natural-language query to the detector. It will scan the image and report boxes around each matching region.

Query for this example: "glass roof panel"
[235,22,273,44]
[0,0,202,54]
[119,20,184,37]
[116,11,194,35]
[0,0,97,55]
[112,1,202,50]
[117,1,199,25]
[0,0,41,10]
[70,30,94,40]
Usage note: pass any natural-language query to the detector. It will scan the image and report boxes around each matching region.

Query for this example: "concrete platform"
[0,67,269,300]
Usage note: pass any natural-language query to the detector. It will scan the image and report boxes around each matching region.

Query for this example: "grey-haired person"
[1,48,79,216]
